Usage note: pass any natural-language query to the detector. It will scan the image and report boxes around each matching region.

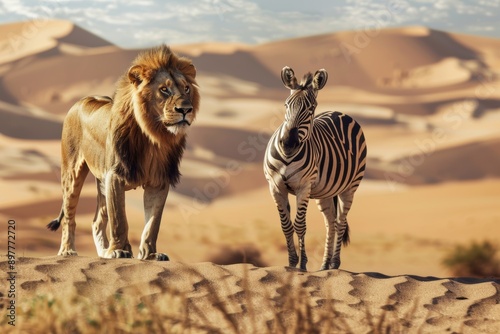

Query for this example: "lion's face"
[149,69,196,135]
[128,58,199,142]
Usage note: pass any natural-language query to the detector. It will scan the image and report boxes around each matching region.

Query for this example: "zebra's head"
[279,66,328,156]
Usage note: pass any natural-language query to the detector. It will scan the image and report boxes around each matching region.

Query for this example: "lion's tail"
[47,208,64,231]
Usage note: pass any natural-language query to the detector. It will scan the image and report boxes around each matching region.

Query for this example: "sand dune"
[187,125,269,163]
[0,108,62,139]
[367,138,500,184]
[189,51,282,89]
[0,20,73,65]
[251,27,485,91]
[0,196,96,220]
[2,49,136,115]
[0,20,114,73]
[397,138,500,184]
[0,257,498,333]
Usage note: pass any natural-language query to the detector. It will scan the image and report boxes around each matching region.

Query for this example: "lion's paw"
[141,252,170,261]
[58,250,78,257]
[109,250,132,259]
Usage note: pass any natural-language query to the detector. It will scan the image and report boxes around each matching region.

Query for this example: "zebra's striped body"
[264,67,367,271]
[266,111,366,198]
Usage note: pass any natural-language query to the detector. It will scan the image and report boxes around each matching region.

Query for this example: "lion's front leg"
[138,184,169,261]
[103,172,133,259]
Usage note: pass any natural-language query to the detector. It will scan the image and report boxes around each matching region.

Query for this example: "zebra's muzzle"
[280,127,300,156]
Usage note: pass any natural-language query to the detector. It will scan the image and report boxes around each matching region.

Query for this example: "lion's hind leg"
[58,158,89,257]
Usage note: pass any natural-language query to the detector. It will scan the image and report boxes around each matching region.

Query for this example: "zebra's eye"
[160,87,170,96]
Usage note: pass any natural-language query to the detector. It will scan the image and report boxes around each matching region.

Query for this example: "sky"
[0,0,499,48]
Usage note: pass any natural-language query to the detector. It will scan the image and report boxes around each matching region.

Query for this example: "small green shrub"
[442,240,500,277]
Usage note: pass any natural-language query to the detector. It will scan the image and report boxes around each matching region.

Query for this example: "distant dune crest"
[0,20,115,65]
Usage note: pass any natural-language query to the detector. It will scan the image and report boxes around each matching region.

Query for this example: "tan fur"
[48,45,200,260]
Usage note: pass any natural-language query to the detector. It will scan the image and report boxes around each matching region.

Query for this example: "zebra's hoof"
[152,253,169,261]
[331,262,341,270]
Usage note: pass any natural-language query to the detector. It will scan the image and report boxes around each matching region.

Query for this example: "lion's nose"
[175,107,193,115]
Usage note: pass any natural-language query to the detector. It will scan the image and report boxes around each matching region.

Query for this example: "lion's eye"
[184,85,190,94]
[160,87,170,96]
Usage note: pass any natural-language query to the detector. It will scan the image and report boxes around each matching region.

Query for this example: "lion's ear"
[178,58,196,79]
[128,65,144,86]
[128,65,156,86]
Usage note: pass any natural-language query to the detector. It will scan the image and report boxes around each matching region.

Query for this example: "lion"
[47,45,200,260]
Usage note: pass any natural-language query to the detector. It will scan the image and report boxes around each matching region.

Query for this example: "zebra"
[264,66,367,271]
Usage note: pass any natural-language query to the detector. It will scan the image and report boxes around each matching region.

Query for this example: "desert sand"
[1,257,499,333]
[0,20,499,332]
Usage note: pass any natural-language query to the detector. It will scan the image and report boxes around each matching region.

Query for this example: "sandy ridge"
[0,257,499,332]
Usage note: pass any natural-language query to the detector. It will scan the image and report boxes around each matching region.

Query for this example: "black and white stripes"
[264,66,367,271]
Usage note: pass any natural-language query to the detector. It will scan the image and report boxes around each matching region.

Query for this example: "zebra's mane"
[298,72,313,90]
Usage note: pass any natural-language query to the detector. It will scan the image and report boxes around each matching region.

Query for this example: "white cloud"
[135,0,154,6]
[1,0,25,12]
[433,0,450,10]
[478,0,500,6]
[467,25,495,32]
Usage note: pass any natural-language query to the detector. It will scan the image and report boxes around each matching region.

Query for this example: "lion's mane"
[111,45,200,187]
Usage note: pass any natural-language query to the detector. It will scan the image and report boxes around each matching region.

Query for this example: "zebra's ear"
[313,69,328,90]
[281,66,299,90]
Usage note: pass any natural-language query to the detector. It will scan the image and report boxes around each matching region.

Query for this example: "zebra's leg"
[270,187,298,268]
[316,196,338,271]
[331,190,356,269]
[294,192,311,271]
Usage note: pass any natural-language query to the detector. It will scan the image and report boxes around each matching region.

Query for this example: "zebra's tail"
[342,222,350,247]
[334,195,350,247]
